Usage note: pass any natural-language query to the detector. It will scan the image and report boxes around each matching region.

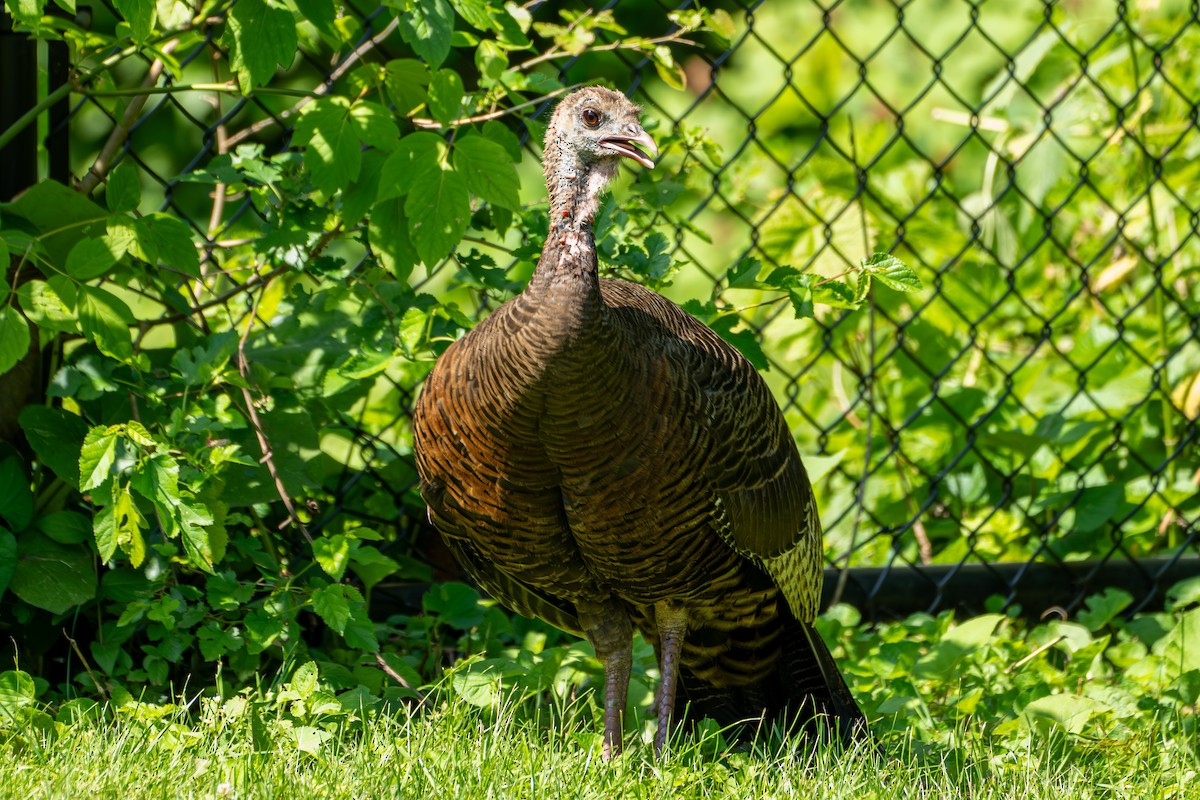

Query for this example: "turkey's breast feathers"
[413,275,823,639]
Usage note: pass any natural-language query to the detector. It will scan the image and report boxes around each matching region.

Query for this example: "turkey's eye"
[581,108,601,128]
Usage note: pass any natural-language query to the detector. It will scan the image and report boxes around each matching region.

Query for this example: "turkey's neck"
[526,139,617,303]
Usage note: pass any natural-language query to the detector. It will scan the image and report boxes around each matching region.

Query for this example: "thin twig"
[1006,635,1065,674]
[206,50,229,273]
[514,33,698,72]
[224,16,399,149]
[371,653,428,707]
[156,264,291,326]
[76,40,180,194]
[236,282,312,543]
[79,83,318,98]
[411,85,579,130]
[63,629,109,701]
[227,225,341,540]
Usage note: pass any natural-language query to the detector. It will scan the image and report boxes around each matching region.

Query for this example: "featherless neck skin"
[523,87,657,298]
[526,143,620,294]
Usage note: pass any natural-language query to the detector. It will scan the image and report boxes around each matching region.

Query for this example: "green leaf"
[423,582,484,630]
[106,160,142,212]
[117,484,147,567]
[651,45,686,91]
[206,570,255,611]
[295,97,361,196]
[293,0,335,35]
[291,662,319,698]
[0,457,34,533]
[787,285,813,319]
[396,0,454,68]
[853,270,871,305]
[427,69,464,126]
[0,307,32,377]
[341,151,386,228]
[9,532,96,614]
[93,500,118,563]
[368,198,418,280]
[78,426,121,492]
[1074,484,1123,533]
[177,500,215,573]
[450,0,495,31]
[244,611,286,654]
[482,119,521,162]
[914,614,1005,680]
[1020,693,1104,735]
[382,59,430,116]
[475,39,508,83]
[6,0,44,27]
[453,134,521,211]
[811,279,857,309]
[79,286,134,363]
[336,349,395,380]
[802,450,845,484]
[1077,587,1133,631]
[726,257,761,289]
[2,180,107,268]
[142,213,200,277]
[36,511,92,545]
[223,0,298,89]
[65,236,120,281]
[349,546,400,591]
[87,640,121,675]
[20,406,88,487]
[1152,607,1200,677]
[312,534,351,580]
[350,100,400,150]
[94,482,146,566]
[705,8,736,40]
[197,621,244,660]
[0,670,35,714]
[17,279,77,334]
[311,584,351,633]
[1167,576,1200,612]
[860,252,922,293]
[405,164,470,266]
[342,604,379,651]
[112,0,155,41]
[378,132,445,202]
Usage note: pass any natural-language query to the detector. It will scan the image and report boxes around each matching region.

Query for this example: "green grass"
[0,695,1194,800]
[5,587,1199,799]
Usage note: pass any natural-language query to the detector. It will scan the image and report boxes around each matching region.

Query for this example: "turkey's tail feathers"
[674,610,870,746]
[792,618,870,742]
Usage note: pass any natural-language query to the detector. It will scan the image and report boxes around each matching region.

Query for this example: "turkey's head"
[543,87,657,230]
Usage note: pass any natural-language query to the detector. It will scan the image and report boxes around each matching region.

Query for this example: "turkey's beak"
[600,129,658,169]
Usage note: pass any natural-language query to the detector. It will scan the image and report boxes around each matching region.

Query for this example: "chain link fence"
[6,0,1198,619]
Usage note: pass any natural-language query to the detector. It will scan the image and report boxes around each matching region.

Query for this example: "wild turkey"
[413,86,868,757]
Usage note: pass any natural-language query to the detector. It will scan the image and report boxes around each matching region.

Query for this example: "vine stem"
[514,32,698,72]
[223,15,400,149]
[82,84,319,98]
[236,278,313,544]
[0,82,70,153]
[77,39,180,194]
[412,85,580,130]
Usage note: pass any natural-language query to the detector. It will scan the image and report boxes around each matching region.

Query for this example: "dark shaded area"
[824,556,1200,620]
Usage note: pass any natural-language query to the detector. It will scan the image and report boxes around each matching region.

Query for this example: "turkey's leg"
[580,605,633,760]
[654,602,690,756]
